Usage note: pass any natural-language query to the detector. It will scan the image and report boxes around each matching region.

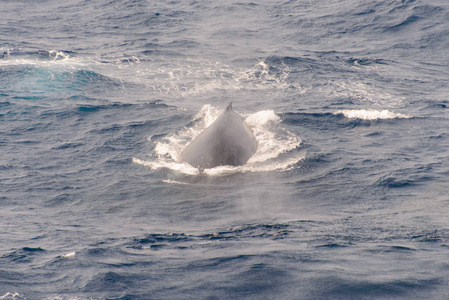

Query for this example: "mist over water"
[1,0,449,299]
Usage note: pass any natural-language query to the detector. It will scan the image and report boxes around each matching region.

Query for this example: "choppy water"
[1,0,449,299]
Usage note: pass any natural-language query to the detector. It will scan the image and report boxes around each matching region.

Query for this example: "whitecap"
[0,49,87,68]
[334,109,412,120]
[0,293,26,300]
[60,251,76,258]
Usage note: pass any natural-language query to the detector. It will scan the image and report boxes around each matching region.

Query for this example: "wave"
[0,49,86,67]
[128,223,292,251]
[60,251,76,258]
[115,57,300,98]
[334,109,412,120]
[133,104,303,175]
[0,49,127,101]
[0,50,302,101]
[0,293,26,300]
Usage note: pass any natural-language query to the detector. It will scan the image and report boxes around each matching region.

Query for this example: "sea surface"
[1,0,449,299]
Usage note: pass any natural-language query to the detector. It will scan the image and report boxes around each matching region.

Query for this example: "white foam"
[134,105,303,175]
[245,110,301,163]
[202,154,305,175]
[335,109,412,120]
[161,179,191,185]
[150,104,222,163]
[133,157,200,175]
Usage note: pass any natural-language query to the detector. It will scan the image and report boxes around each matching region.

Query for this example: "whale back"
[179,103,258,169]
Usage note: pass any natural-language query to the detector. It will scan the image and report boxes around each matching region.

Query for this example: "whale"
[179,103,258,170]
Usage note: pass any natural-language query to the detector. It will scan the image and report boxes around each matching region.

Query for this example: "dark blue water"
[1,0,449,299]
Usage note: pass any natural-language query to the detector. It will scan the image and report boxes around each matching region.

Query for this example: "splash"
[133,104,303,175]
[334,109,412,120]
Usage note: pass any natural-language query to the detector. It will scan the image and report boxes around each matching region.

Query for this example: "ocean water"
[1,0,449,299]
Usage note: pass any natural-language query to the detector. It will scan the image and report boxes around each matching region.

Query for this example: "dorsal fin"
[226,102,233,111]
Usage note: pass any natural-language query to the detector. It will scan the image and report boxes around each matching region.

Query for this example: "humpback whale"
[179,103,258,170]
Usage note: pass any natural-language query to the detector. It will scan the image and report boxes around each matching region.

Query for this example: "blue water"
[1,0,449,299]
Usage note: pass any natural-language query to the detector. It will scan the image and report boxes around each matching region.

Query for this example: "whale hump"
[179,103,258,170]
